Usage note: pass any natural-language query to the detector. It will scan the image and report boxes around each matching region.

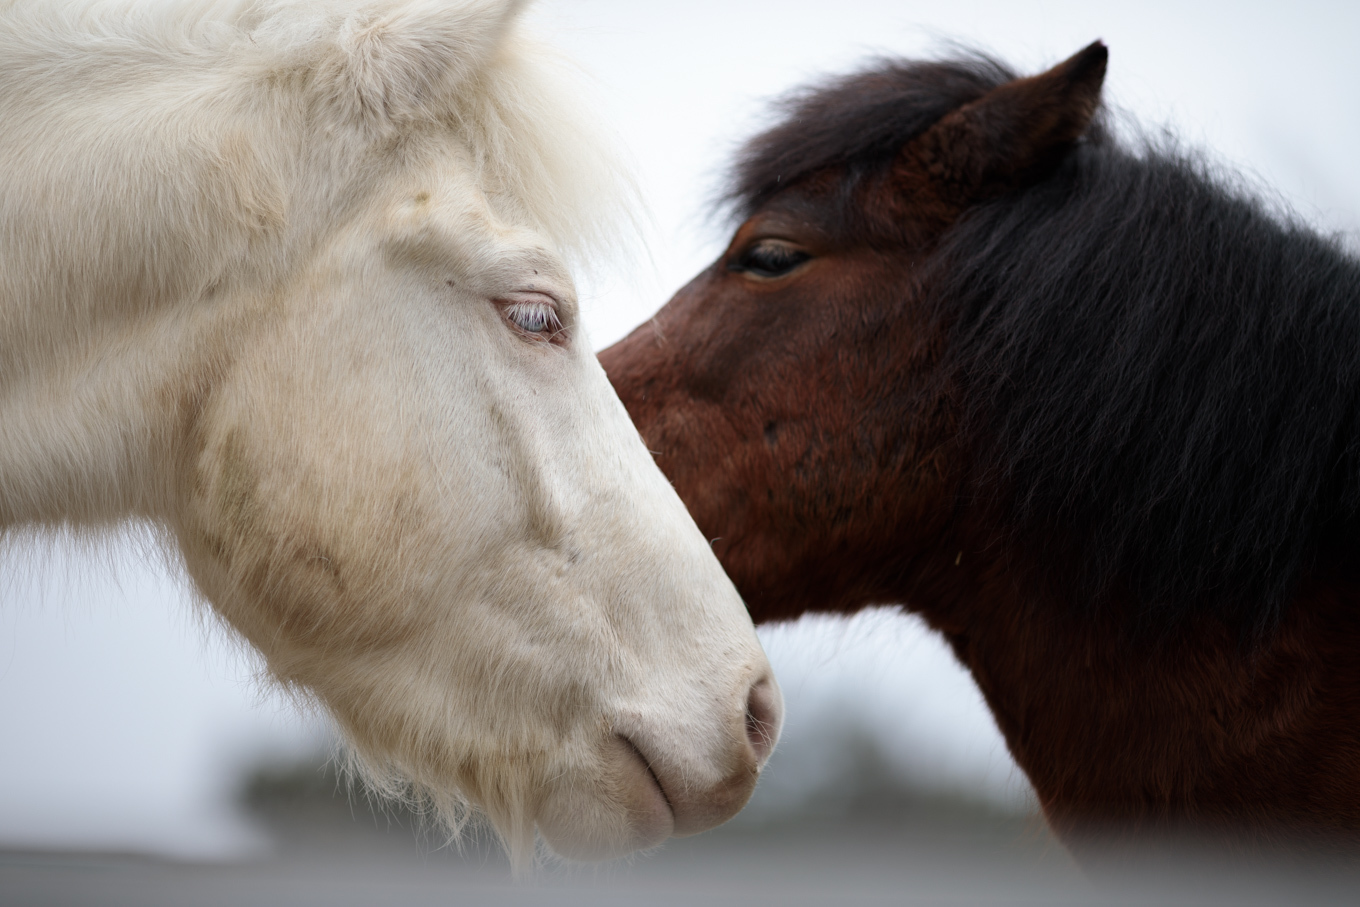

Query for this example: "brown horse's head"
[601,43,1107,623]
[604,42,1360,850]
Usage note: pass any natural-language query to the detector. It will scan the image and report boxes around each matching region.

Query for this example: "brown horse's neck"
[904,536,1360,852]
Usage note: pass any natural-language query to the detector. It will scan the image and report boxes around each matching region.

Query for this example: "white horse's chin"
[0,0,782,867]
[537,736,675,861]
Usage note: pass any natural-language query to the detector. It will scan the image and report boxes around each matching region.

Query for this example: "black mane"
[731,55,1360,633]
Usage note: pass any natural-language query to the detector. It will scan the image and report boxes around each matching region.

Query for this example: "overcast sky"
[3,0,1358,858]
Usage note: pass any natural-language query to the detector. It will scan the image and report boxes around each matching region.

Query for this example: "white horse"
[0,0,781,867]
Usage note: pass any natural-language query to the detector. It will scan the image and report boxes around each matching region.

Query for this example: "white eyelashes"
[504,300,561,334]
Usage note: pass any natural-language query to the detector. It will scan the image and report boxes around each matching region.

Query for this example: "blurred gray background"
[2,0,1359,889]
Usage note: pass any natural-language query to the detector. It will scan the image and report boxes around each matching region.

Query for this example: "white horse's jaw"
[0,0,781,868]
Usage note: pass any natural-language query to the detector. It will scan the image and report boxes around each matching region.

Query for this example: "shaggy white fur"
[0,0,779,870]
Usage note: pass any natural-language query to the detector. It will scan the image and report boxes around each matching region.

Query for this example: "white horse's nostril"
[744,676,783,766]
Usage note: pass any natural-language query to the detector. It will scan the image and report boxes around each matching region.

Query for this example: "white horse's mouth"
[621,734,675,815]
[616,734,676,844]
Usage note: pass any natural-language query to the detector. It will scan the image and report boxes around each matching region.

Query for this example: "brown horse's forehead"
[732,171,921,254]
[728,171,861,246]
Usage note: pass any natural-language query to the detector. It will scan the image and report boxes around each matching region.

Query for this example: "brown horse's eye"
[729,241,811,278]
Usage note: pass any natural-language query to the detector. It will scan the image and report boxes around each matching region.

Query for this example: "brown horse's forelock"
[729,53,1360,638]
[723,53,1016,220]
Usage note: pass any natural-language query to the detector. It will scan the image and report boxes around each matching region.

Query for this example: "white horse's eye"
[502,299,563,339]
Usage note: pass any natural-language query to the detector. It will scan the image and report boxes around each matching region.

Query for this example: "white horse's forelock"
[0,0,629,270]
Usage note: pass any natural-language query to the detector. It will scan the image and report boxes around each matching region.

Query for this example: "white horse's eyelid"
[502,301,564,339]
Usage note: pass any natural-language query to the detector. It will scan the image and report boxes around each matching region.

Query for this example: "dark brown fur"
[601,43,1360,855]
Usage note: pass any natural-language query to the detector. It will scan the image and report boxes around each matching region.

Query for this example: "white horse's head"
[0,0,780,865]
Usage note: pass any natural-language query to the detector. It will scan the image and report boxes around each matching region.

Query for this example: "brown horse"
[602,42,1360,856]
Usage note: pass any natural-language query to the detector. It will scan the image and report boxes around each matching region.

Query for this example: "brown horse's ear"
[893,41,1107,224]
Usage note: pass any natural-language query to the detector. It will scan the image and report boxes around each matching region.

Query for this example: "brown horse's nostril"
[744,677,782,766]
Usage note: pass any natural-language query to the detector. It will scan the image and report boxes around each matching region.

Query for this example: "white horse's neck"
[0,80,344,527]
